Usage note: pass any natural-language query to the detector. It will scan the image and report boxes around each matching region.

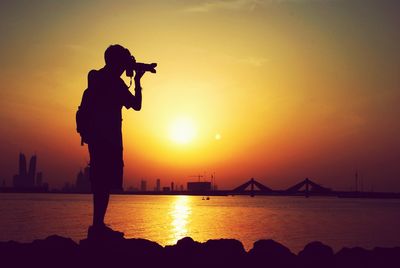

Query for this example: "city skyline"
[0,0,399,191]
[0,152,387,193]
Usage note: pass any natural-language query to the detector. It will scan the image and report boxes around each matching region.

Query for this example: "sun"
[169,117,197,144]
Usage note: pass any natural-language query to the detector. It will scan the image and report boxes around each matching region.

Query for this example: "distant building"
[13,153,47,190]
[13,153,27,188]
[140,180,147,191]
[28,155,36,187]
[76,166,91,192]
[155,178,161,191]
[19,153,27,178]
[41,182,49,191]
[171,182,174,191]
[127,186,139,192]
[162,187,171,192]
[187,182,212,192]
[62,182,73,192]
[36,172,43,187]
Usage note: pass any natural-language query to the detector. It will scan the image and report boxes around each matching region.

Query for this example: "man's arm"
[123,69,145,111]
[131,79,142,111]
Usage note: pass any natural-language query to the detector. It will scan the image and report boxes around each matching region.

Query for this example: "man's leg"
[88,142,124,237]
[90,188,124,238]
[93,189,110,227]
[89,142,110,227]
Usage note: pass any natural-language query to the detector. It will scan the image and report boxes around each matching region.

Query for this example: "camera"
[126,56,157,77]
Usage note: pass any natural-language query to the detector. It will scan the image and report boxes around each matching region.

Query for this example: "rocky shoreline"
[1,235,399,268]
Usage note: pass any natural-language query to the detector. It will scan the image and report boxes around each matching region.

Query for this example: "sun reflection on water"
[169,195,191,244]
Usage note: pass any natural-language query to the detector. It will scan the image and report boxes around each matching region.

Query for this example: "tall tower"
[19,153,27,177]
[13,153,28,187]
[28,155,37,187]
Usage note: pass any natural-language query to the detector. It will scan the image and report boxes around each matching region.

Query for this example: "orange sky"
[0,0,399,191]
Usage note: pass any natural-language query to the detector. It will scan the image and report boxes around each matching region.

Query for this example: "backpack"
[76,87,95,146]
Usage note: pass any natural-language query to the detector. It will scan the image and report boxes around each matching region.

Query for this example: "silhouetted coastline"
[2,188,400,199]
[3,175,400,198]
[0,235,398,268]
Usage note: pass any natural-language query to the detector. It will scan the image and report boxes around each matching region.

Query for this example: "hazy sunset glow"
[0,0,399,191]
[169,117,197,145]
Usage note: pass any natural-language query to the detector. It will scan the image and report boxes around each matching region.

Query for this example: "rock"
[370,247,400,268]
[79,236,163,266]
[176,236,202,251]
[298,241,334,268]
[248,239,297,268]
[164,237,245,267]
[202,239,246,266]
[334,247,372,268]
[1,235,399,268]
[333,247,400,268]
[165,236,202,255]
[0,235,78,267]
[164,237,202,267]
[0,241,29,267]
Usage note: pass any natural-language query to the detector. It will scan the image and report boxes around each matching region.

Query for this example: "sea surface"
[1,193,399,252]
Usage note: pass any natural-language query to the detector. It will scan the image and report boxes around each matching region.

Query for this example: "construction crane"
[188,175,204,182]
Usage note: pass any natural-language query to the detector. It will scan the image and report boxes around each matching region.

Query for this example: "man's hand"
[134,69,145,89]
[134,69,145,82]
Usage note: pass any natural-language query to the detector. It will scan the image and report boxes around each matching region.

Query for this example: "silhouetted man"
[86,45,145,239]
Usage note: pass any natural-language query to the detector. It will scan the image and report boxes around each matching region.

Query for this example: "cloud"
[184,0,262,13]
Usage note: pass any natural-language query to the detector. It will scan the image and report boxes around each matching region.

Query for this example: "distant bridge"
[231,177,333,197]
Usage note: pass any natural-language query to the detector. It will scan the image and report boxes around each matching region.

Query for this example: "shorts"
[88,141,124,192]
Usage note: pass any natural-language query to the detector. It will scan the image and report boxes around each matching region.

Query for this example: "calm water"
[1,193,400,252]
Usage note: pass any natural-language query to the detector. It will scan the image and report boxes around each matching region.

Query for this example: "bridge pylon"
[231,178,273,196]
[285,178,332,197]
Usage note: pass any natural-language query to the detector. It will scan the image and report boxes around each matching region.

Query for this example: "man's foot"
[88,224,124,240]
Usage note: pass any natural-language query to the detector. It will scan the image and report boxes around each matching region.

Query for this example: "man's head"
[104,44,134,75]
